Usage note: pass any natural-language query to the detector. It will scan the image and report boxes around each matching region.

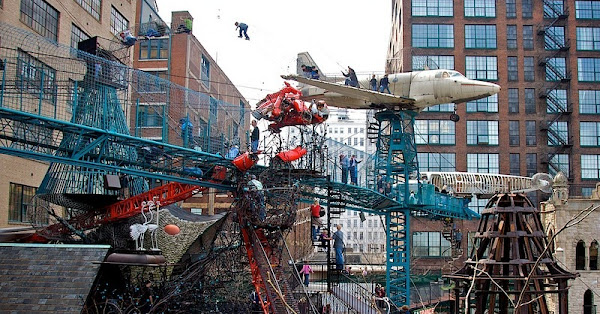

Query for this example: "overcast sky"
[155,0,392,106]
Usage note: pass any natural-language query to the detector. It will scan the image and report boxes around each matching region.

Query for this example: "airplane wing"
[281,74,416,107]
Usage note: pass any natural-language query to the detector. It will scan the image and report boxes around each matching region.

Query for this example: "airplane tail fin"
[297,52,329,82]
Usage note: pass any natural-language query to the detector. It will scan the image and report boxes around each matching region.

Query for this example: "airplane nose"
[461,81,501,98]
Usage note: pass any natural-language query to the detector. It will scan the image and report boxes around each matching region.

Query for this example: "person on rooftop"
[235,22,250,40]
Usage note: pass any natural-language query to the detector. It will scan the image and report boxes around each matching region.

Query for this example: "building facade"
[132,6,251,153]
[386,0,600,279]
[0,0,137,228]
[541,173,598,313]
[388,0,600,197]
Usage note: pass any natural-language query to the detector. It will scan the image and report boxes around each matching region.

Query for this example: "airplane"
[281,52,501,121]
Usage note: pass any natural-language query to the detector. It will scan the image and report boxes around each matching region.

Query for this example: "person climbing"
[379,74,391,93]
[370,74,377,91]
[309,100,330,121]
[310,199,323,241]
[119,29,137,46]
[342,66,358,87]
[235,22,250,40]
[454,229,463,250]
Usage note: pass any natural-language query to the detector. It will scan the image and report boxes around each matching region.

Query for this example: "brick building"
[0,0,137,228]
[386,0,600,276]
[132,5,251,153]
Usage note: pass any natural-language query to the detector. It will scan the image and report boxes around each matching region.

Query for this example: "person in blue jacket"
[235,22,250,40]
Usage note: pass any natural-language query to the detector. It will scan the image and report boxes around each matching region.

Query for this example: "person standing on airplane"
[342,66,358,87]
[370,74,377,91]
[379,74,391,93]
[235,22,250,40]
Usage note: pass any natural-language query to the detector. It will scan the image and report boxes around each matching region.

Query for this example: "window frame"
[465,24,497,49]
[412,24,454,48]
[466,120,499,145]
[465,56,498,81]
[20,0,59,41]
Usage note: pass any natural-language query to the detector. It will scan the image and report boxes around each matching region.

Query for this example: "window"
[507,57,518,81]
[422,103,455,112]
[547,89,568,112]
[412,232,451,257]
[582,187,595,197]
[508,88,519,113]
[201,55,210,88]
[522,0,533,17]
[412,0,453,16]
[71,24,90,49]
[209,97,218,123]
[239,100,245,127]
[523,26,534,49]
[466,95,498,112]
[412,24,454,48]
[582,155,600,178]
[579,122,600,146]
[580,90,600,114]
[549,154,570,177]
[465,25,496,48]
[507,25,517,49]
[412,55,455,70]
[526,153,537,176]
[526,121,537,146]
[510,153,520,175]
[415,120,455,144]
[546,57,567,81]
[548,121,569,146]
[16,49,57,105]
[139,38,168,59]
[544,1,565,17]
[590,241,599,270]
[75,0,101,19]
[545,26,566,50]
[20,0,59,41]
[525,88,536,113]
[468,198,489,215]
[506,0,516,17]
[576,240,586,270]
[138,104,164,127]
[465,0,495,17]
[576,1,600,19]
[467,154,499,173]
[465,56,497,80]
[110,6,129,35]
[467,120,498,145]
[584,290,595,314]
[579,58,600,81]
[524,57,535,81]
[418,153,456,172]
[8,183,37,223]
[509,121,520,146]
[577,27,600,50]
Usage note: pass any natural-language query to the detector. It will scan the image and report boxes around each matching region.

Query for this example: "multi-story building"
[386,0,600,276]
[0,0,137,228]
[132,5,251,153]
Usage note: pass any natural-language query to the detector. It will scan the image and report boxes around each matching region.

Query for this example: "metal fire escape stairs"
[537,1,572,178]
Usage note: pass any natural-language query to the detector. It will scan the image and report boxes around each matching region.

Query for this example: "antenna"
[511,173,553,194]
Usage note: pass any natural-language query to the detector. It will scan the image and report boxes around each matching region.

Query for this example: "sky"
[154,0,392,106]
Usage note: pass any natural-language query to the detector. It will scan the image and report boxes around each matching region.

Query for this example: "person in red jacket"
[311,199,323,241]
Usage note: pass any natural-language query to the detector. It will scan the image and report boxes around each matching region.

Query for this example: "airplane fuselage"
[300,69,500,111]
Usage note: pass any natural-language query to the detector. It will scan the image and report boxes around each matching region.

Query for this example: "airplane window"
[450,71,463,77]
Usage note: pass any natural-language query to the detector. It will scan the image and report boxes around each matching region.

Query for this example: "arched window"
[584,289,594,314]
[577,240,586,270]
[590,241,599,271]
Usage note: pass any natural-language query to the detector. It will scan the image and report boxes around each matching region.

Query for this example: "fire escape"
[537,1,572,179]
